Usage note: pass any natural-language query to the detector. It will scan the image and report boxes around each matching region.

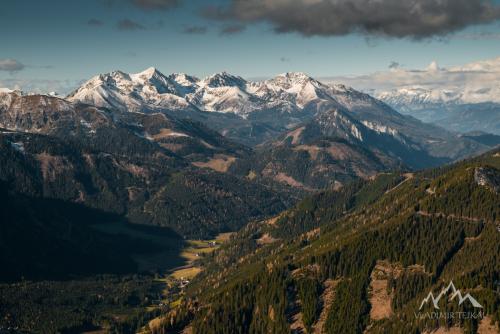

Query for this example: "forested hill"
[153,147,500,334]
[0,128,292,240]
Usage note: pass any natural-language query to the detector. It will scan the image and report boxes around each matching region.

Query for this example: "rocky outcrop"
[475,167,500,193]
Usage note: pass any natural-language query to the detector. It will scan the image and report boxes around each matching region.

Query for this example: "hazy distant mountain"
[377,87,462,112]
[378,87,500,136]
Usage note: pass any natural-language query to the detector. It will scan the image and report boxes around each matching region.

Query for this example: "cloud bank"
[325,56,500,103]
[205,0,500,39]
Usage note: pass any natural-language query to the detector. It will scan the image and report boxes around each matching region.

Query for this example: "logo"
[419,281,483,310]
[415,281,484,321]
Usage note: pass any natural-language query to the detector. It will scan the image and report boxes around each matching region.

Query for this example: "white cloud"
[323,56,500,103]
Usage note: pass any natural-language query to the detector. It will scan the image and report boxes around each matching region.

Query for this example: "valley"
[1,69,499,334]
[4,2,500,332]
[152,148,500,334]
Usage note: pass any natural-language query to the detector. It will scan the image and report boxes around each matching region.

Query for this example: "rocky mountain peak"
[135,66,160,78]
[201,72,247,88]
[169,73,199,86]
[269,72,321,88]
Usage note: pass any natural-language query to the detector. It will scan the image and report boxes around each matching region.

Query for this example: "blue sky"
[1,0,500,93]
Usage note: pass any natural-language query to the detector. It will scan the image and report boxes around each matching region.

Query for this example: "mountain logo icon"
[419,281,483,310]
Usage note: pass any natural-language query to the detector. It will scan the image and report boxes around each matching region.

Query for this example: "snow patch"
[362,121,398,137]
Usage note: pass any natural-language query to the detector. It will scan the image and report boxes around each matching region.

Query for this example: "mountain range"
[2,67,500,333]
[67,68,491,162]
[67,69,483,148]
[0,69,497,239]
[378,87,500,137]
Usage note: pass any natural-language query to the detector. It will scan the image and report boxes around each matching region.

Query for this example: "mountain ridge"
[66,68,490,162]
[378,87,500,136]
[155,147,500,333]
[2,69,494,192]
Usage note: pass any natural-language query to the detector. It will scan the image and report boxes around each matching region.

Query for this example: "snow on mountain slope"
[377,87,463,112]
[69,68,433,156]
[188,72,263,114]
[378,81,500,112]
[67,68,195,113]
[377,86,500,136]
[67,68,489,160]
[260,72,335,108]
[68,69,348,117]
[314,108,365,142]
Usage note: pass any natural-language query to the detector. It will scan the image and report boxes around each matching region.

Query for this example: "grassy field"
[140,232,234,333]
[170,267,202,280]
[91,222,234,278]
[170,232,234,279]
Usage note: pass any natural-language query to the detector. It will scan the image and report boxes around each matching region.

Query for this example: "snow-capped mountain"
[2,69,496,193]
[68,68,349,117]
[68,67,430,124]
[377,87,463,112]
[67,67,195,113]
[68,69,412,152]
[372,57,500,108]
[67,68,491,161]
[378,87,500,135]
